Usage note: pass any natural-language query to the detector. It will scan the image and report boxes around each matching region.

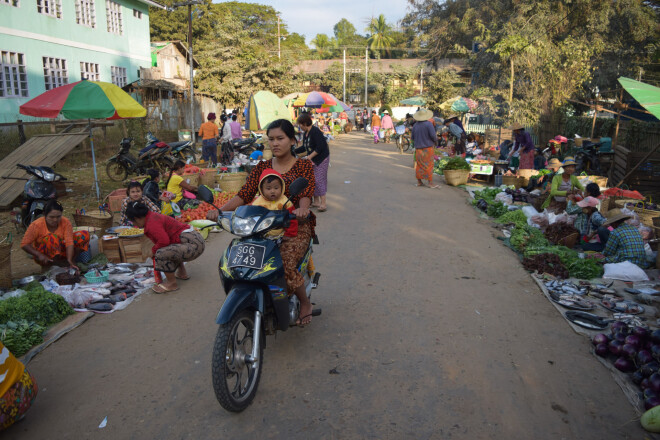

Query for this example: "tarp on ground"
[245,90,292,131]
[618,77,660,121]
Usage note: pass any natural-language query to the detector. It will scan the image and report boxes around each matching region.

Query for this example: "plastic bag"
[603,261,650,282]
[621,207,640,226]
[495,192,513,205]
[639,225,653,241]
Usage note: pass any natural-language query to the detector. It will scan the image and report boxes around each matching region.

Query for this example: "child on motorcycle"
[251,169,298,239]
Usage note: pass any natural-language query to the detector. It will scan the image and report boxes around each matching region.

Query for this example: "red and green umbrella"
[19,80,147,199]
[19,80,146,119]
[292,91,337,108]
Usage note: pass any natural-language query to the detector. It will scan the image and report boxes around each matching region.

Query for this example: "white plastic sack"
[621,207,640,226]
[495,192,513,205]
[603,261,650,282]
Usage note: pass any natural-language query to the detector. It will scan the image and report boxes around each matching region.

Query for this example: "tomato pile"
[181,191,236,222]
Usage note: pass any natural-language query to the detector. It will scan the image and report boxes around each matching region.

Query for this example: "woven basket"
[587,175,608,188]
[502,175,525,189]
[73,209,113,231]
[262,148,273,160]
[599,197,611,216]
[199,171,217,187]
[182,173,200,187]
[443,169,469,186]
[0,241,11,289]
[614,200,660,227]
[105,188,127,213]
[558,232,579,249]
[215,172,247,193]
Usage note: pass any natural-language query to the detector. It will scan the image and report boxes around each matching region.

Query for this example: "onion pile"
[592,322,660,410]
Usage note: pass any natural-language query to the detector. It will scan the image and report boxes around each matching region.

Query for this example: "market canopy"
[451,97,470,113]
[618,77,660,121]
[292,91,336,108]
[400,96,426,106]
[245,90,292,130]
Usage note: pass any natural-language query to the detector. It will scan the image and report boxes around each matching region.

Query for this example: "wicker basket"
[502,175,525,189]
[215,172,247,193]
[73,209,113,231]
[199,171,217,187]
[262,148,273,160]
[0,241,11,289]
[182,173,200,187]
[443,169,469,186]
[558,232,579,249]
[599,197,611,216]
[105,188,128,213]
[587,175,608,188]
[614,200,660,227]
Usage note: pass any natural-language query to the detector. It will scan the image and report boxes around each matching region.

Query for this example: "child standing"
[251,169,298,238]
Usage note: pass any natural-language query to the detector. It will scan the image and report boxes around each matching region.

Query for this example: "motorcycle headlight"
[231,216,259,236]
[254,217,275,233]
[220,217,231,232]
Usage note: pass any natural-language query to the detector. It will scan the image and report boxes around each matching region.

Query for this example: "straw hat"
[602,208,631,227]
[445,115,458,121]
[562,156,577,166]
[413,108,433,121]
[509,122,524,131]
[547,158,562,169]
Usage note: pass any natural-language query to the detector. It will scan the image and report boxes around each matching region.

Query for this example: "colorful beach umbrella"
[326,94,350,111]
[245,90,292,131]
[292,91,337,108]
[19,80,147,199]
[400,96,426,106]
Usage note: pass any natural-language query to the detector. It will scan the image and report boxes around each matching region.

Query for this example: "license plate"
[228,243,266,269]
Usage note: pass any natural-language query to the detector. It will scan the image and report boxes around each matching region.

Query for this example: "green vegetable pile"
[0,282,73,327]
[434,158,450,175]
[0,320,45,357]
[442,157,471,171]
[471,187,502,206]
[496,210,528,228]
[487,201,509,218]
[509,225,549,251]
[523,245,603,279]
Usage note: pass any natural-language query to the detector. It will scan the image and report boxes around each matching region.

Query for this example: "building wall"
[0,0,152,123]
[156,44,189,88]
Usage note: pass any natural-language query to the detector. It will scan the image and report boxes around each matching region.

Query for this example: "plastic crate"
[106,189,127,213]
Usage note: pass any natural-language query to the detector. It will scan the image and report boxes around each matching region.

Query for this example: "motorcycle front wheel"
[212,310,263,412]
[106,160,128,182]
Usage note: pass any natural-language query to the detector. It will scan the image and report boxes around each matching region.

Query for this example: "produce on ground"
[434,158,450,175]
[487,201,508,218]
[0,282,73,326]
[0,320,45,357]
[119,227,143,236]
[522,253,569,278]
[566,258,604,279]
[181,192,236,223]
[496,210,528,228]
[524,245,578,265]
[509,225,549,251]
[442,157,471,171]
[471,188,501,206]
[544,222,579,244]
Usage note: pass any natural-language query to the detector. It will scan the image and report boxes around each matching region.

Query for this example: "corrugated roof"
[295,58,468,75]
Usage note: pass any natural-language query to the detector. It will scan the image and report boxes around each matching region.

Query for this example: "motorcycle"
[145,132,196,164]
[229,132,267,156]
[575,140,603,175]
[197,180,321,412]
[12,164,66,228]
[106,137,174,182]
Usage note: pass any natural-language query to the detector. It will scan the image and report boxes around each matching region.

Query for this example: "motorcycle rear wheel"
[212,310,263,412]
[106,160,128,182]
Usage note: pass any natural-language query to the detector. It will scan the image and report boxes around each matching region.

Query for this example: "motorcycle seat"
[168,141,189,149]
[231,139,254,147]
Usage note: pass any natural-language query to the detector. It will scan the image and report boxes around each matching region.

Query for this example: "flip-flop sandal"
[297,313,312,327]
[152,283,179,294]
[176,275,190,280]
[429,185,441,189]
[318,207,327,212]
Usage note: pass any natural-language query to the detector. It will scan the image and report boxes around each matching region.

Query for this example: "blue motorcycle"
[197,179,321,412]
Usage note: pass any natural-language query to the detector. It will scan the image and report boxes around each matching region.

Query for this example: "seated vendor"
[541,157,584,212]
[525,158,562,192]
[567,196,607,252]
[20,200,89,269]
[0,340,38,431]
[597,210,649,268]
[119,180,160,226]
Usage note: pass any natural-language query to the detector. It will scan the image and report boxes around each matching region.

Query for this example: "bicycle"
[393,126,413,153]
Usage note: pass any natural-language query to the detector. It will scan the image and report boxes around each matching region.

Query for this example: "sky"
[214,0,410,45]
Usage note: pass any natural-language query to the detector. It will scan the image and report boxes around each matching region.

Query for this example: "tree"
[366,14,395,57]
[311,33,338,59]
[333,18,361,47]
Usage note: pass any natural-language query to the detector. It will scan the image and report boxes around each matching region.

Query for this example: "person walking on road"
[380,110,394,143]
[371,110,381,143]
[412,108,439,188]
[296,113,330,211]
[229,114,242,140]
[198,112,219,166]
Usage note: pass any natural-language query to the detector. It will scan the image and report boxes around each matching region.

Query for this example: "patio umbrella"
[326,94,350,111]
[245,90,292,131]
[19,79,146,200]
[292,91,336,108]
[451,97,470,113]
[618,77,660,120]
[400,96,426,106]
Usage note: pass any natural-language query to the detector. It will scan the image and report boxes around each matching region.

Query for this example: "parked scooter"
[575,140,603,175]
[14,164,66,228]
[229,134,267,156]
[145,132,196,164]
[197,179,321,412]
[106,137,174,182]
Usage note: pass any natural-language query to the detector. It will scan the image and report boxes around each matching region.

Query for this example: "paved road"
[12,133,643,439]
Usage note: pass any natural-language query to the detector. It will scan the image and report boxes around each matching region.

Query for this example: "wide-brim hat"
[602,208,631,227]
[509,122,524,131]
[547,158,562,169]
[413,108,433,121]
[445,115,458,121]
[383,110,389,114]
[562,156,577,166]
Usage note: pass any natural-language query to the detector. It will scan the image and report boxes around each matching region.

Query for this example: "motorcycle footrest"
[311,272,321,289]
[311,308,322,317]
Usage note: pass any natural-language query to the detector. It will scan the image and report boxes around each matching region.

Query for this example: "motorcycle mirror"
[288,177,308,198]
[198,185,215,204]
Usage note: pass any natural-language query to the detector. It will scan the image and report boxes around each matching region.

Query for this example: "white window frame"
[80,61,99,81]
[106,0,123,35]
[43,56,68,90]
[133,8,142,19]
[110,66,127,87]
[0,51,29,98]
[75,0,96,28]
[1,1,20,7]
[36,0,62,18]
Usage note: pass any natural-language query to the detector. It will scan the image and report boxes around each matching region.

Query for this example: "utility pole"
[420,67,423,95]
[170,1,203,142]
[364,48,368,107]
[277,15,281,59]
[343,48,346,103]
[509,56,514,108]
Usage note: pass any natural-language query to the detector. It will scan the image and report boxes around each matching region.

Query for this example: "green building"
[0,0,164,122]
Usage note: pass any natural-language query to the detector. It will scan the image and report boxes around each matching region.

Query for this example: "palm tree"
[366,14,394,57]
[311,33,337,59]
